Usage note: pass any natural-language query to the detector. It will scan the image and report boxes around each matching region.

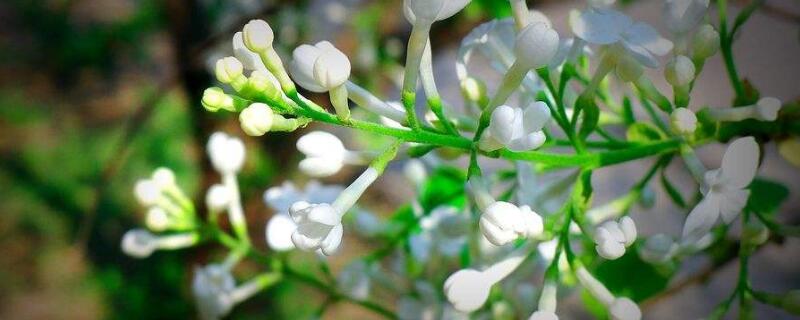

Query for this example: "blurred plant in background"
[2,0,800,319]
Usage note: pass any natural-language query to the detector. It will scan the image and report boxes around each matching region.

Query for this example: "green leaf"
[626,122,666,143]
[577,95,599,140]
[622,96,635,125]
[660,170,687,208]
[418,166,466,212]
[746,178,789,217]
[593,247,675,302]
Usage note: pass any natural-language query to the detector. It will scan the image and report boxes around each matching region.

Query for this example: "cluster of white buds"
[295,130,371,177]
[133,167,196,233]
[192,264,281,320]
[707,97,783,122]
[444,248,528,312]
[478,102,551,152]
[682,136,759,243]
[593,216,637,260]
[469,178,545,246]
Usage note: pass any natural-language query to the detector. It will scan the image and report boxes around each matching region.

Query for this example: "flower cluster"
[119,0,797,319]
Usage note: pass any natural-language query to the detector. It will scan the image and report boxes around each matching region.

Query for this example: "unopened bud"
[692,24,720,60]
[743,219,769,246]
[242,19,274,53]
[202,87,235,112]
[665,55,695,87]
[239,103,274,136]
[215,57,244,84]
[616,55,644,83]
[248,71,281,101]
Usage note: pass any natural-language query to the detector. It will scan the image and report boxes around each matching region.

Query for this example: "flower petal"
[569,8,631,45]
[720,136,760,189]
[682,196,720,241]
[719,189,750,223]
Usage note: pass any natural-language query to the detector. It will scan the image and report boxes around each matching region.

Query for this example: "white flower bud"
[290,41,351,93]
[145,207,170,232]
[207,132,246,174]
[444,269,492,312]
[215,56,244,84]
[755,97,782,121]
[743,219,769,246]
[665,55,695,87]
[460,77,486,103]
[202,87,235,112]
[529,310,559,320]
[192,264,236,319]
[121,229,157,258]
[239,103,274,136]
[514,22,560,69]
[242,19,274,53]
[205,184,231,212]
[594,217,637,260]
[265,213,297,251]
[480,201,524,246]
[670,107,697,135]
[152,167,176,188]
[296,131,347,178]
[247,70,282,101]
[609,297,641,320]
[134,179,160,206]
[691,24,720,60]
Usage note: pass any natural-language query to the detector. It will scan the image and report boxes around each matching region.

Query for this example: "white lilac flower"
[207,132,246,174]
[570,7,672,68]
[478,102,551,152]
[289,167,381,255]
[639,233,678,264]
[594,216,637,260]
[337,260,372,300]
[290,41,351,93]
[121,229,199,258]
[263,180,343,252]
[665,55,696,87]
[670,107,697,135]
[707,97,783,122]
[444,248,528,312]
[289,201,343,255]
[479,201,544,246]
[403,0,471,24]
[409,205,470,262]
[289,41,352,120]
[663,0,710,35]
[192,264,236,320]
[295,130,371,177]
[682,136,760,242]
[514,22,561,70]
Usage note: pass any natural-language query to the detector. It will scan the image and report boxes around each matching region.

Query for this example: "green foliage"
[746,178,790,217]
[418,166,467,212]
[592,248,675,302]
[626,122,666,143]
[660,170,687,208]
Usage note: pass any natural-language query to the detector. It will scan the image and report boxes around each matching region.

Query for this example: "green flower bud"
[692,24,720,61]
[201,87,235,112]
[215,56,244,84]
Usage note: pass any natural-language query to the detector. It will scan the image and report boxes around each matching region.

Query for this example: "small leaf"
[746,178,789,217]
[622,96,635,125]
[660,170,687,208]
[418,166,466,212]
[577,95,599,140]
[593,246,675,302]
[626,122,666,143]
